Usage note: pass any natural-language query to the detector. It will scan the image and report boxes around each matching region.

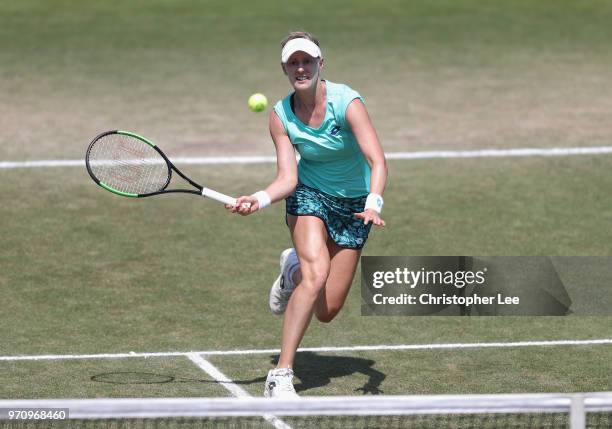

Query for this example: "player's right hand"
[226,196,258,216]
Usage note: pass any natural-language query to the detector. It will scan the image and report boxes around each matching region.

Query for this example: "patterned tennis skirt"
[285,183,372,249]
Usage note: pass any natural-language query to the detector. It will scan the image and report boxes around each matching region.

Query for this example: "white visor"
[281,38,322,63]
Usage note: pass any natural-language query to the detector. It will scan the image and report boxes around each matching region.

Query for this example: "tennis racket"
[85,130,237,205]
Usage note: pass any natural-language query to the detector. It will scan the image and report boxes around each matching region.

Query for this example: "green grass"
[1,157,612,397]
[1,0,612,159]
[1,0,612,401]
[0,357,230,399]
[215,347,612,396]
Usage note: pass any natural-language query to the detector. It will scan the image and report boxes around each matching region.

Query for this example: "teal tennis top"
[273,80,370,198]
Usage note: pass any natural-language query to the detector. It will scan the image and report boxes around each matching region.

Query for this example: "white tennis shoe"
[269,248,299,315]
[264,367,299,398]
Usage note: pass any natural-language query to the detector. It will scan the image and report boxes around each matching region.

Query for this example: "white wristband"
[252,190,271,210]
[365,193,383,214]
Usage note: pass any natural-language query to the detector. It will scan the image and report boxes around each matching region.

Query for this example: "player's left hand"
[354,209,385,226]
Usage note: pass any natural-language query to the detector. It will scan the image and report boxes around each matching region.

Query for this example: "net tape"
[0,393,611,429]
[1,393,611,416]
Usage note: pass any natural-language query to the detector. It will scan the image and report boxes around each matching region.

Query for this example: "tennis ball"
[248,93,268,113]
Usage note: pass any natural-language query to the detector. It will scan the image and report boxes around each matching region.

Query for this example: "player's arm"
[346,98,388,226]
[230,111,297,215]
[265,110,299,201]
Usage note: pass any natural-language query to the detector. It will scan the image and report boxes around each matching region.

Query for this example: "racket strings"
[88,134,170,195]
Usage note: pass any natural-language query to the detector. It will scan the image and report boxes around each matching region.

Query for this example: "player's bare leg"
[276,215,330,369]
[286,243,360,323]
[314,243,361,323]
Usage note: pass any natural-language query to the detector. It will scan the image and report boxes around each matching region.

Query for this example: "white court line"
[1,338,611,362]
[2,146,612,169]
[187,353,291,429]
[187,353,251,399]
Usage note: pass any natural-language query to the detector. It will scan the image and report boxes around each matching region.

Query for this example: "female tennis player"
[227,31,387,398]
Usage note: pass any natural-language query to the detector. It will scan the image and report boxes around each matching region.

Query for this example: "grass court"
[1,0,611,401]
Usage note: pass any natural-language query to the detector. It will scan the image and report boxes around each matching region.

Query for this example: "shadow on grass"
[273,352,386,395]
[91,371,216,385]
[90,352,386,395]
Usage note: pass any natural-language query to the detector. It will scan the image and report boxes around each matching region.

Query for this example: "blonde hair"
[280,31,321,49]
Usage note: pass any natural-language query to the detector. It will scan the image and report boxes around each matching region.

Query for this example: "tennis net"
[1,392,611,428]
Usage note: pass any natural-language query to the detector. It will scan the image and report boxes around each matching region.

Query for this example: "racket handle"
[201,187,237,206]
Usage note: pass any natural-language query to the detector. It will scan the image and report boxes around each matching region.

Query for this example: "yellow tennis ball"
[248,93,268,113]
